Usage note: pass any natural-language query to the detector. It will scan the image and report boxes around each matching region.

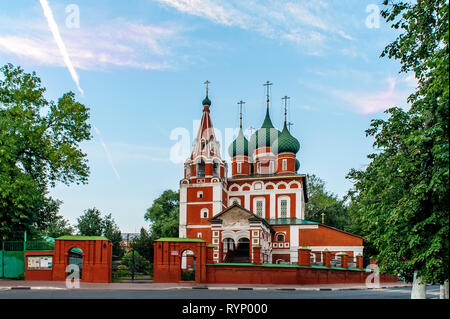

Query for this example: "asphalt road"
[0,285,442,299]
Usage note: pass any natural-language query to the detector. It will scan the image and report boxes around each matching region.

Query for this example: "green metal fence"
[0,239,55,279]
[0,250,3,278]
[25,241,55,251]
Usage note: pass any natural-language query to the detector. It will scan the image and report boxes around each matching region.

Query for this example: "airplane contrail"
[93,125,121,180]
[39,0,84,95]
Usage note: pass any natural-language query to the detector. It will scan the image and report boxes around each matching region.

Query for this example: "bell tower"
[179,81,228,240]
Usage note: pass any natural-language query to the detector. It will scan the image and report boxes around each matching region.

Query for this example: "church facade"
[178,83,364,266]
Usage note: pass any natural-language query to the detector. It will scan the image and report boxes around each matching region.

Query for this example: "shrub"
[120,250,151,274]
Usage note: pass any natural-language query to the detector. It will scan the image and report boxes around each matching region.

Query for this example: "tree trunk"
[411,270,426,299]
[440,280,449,299]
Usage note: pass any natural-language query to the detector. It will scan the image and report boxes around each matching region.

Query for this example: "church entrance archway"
[180,249,196,281]
[234,238,250,263]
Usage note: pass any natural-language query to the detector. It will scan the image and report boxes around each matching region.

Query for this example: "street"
[0,285,442,299]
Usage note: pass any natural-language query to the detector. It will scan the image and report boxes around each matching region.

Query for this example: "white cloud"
[332,76,414,114]
[155,0,353,54]
[0,16,180,71]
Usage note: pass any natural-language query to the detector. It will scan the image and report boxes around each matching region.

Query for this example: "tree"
[145,190,179,238]
[40,213,74,238]
[76,208,124,257]
[0,63,91,240]
[120,250,151,274]
[347,0,448,298]
[103,213,124,258]
[76,208,103,236]
[130,227,154,263]
[305,174,350,231]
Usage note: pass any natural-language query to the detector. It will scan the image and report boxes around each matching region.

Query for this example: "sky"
[0,0,417,233]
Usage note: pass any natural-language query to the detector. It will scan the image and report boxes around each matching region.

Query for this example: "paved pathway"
[0,279,411,291]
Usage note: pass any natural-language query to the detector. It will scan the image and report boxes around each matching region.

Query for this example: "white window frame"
[237,162,242,173]
[201,208,209,218]
[282,159,287,171]
[277,196,290,218]
[197,191,203,199]
[270,161,275,173]
[253,197,265,218]
[257,162,261,174]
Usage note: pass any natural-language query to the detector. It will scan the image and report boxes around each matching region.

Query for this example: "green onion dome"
[202,95,211,106]
[295,159,300,171]
[274,122,300,154]
[249,109,280,152]
[228,128,249,157]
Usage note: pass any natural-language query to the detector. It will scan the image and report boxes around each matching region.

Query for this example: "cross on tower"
[282,95,290,122]
[263,81,273,109]
[287,122,294,131]
[204,80,211,96]
[237,100,246,129]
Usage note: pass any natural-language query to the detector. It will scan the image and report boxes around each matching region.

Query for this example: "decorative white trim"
[277,195,290,218]
[253,196,265,218]
[186,225,211,229]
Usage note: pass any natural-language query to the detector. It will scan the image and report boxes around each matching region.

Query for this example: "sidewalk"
[0,279,411,291]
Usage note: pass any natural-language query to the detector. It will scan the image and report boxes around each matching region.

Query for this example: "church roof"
[273,121,300,154]
[209,203,273,230]
[266,218,318,226]
[202,95,211,106]
[228,128,249,157]
[249,109,280,151]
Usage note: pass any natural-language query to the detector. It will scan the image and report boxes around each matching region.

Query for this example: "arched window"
[186,165,190,178]
[197,191,203,199]
[278,196,290,218]
[277,234,285,242]
[200,208,209,218]
[213,162,219,177]
[197,160,205,177]
[253,197,265,218]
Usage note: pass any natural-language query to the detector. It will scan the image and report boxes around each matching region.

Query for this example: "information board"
[27,256,53,270]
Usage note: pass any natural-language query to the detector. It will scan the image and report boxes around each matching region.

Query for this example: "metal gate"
[1,241,25,279]
[68,249,83,279]
[1,236,55,279]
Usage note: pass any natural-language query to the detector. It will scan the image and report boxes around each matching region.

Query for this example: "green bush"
[181,271,195,281]
[120,250,151,274]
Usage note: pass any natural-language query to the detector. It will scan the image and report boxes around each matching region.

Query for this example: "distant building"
[120,233,139,251]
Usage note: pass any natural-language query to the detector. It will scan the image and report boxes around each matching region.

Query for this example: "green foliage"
[305,174,351,231]
[181,271,195,281]
[347,0,449,284]
[76,208,124,257]
[39,213,74,238]
[145,190,179,238]
[120,250,151,274]
[0,63,91,240]
[130,227,154,262]
[76,208,103,236]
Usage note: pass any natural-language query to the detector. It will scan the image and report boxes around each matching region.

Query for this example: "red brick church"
[178,81,364,266]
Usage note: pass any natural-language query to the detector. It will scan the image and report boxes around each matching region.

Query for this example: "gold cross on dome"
[204,80,211,96]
